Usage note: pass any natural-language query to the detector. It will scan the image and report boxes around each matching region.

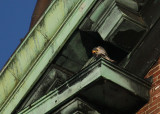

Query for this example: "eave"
[19,58,151,114]
[0,0,96,113]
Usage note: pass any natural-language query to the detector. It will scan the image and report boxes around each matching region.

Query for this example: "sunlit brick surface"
[137,58,160,114]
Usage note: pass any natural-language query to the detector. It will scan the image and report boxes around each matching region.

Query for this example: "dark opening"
[80,31,128,64]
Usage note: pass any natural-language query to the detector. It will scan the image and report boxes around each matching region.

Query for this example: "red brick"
[158,102,160,107]
[143,105,149,110]
[152,62,159,69]
[152,80,160,88]
[151,89,160,98]
[150,97,160,107]
[150,89,154,97]
[153,70,160,78]
[151,108,160,114]
[138,112,145,114]
[146,105,158,114]
[153,77,158,83]
[152,92,160,101]
[153,95,158,101]
[154,85,160,91]
[145,74,150,79]
[137,109,146,114]
[143,105,149,112]
[148,66,160,76]
[137,110,144,114]
[152,93,160,100]
[137,105,149,114]
[139,58,160,114]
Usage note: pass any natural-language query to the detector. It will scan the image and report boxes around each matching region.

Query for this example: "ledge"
[19,58,151,114]
[52,98,100,114]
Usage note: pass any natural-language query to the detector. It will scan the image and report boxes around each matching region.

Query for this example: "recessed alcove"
[52,29,129,73]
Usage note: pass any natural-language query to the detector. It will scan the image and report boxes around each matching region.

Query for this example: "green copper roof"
[0,0,96,113]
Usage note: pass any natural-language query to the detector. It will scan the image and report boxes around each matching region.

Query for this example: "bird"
[92,46,115,62]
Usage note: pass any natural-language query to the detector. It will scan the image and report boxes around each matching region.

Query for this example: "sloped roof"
[0,0,96,113]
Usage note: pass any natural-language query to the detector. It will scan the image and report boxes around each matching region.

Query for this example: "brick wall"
[137,58,160,114]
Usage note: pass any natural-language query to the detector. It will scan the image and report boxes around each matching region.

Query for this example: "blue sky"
[0,0,37,70]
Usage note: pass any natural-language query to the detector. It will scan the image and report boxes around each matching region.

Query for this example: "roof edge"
[0,0,96,113]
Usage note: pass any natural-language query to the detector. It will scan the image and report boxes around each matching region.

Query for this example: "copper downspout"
[29,0,52,29]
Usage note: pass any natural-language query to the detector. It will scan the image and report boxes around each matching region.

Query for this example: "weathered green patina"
[18,59,151,114]
[53,98,100,114]
[0,0,96,113]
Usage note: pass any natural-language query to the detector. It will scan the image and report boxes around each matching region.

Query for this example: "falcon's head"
[92,46,108,58]
[92,46,115,62]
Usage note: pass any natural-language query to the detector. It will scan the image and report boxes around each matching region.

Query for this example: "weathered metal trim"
[0,0,69,107]
[18,58,151,114]
[100,60,151,87]
[53,97,100,114]
[0,0,96,113]
[0,0,57,75]
[19,65,101,114]
[100,61,151,100]
[0,0,79,108]
[97,2,147,41]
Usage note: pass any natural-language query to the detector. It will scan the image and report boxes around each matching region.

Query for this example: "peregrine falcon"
[82,46,115,69]
[92,46,115,62]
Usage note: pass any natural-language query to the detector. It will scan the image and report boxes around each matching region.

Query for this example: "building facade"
[0,0,160,113]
